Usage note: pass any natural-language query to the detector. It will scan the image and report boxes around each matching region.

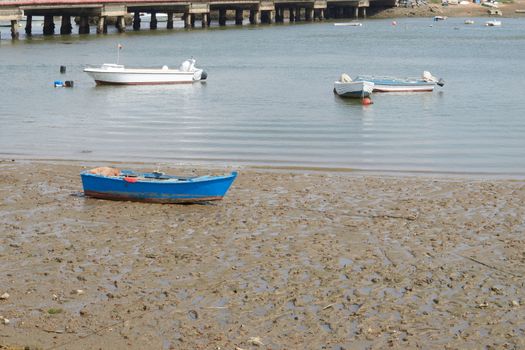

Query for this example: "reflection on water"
[1,18,525,175]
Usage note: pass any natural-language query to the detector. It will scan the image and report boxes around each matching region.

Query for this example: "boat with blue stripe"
[81,167,237,203]
[354,71,444,92]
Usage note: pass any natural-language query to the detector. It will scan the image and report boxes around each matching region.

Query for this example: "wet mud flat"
[0,161,524,349]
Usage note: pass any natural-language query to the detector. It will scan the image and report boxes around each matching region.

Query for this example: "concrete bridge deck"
[1,0,397,38]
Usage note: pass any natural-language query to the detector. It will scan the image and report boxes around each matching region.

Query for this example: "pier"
[1,0,396,39]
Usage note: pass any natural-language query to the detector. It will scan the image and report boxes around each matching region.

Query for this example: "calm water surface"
[1,18,524,175]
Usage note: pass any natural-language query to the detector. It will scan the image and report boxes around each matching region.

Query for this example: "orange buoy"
[362,97,373,105]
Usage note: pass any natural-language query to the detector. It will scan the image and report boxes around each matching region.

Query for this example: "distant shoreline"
[368,1,525,19]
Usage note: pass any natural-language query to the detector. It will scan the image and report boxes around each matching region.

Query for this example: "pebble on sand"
[0,292,9,300]
[247,337,264,346]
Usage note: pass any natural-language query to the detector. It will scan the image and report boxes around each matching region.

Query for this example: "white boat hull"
[84,64,205,85]
[371,84,435,92]
[140,13,169,22]
[334,22,363,26]
[485,20,501,26]
[334,81,374,98]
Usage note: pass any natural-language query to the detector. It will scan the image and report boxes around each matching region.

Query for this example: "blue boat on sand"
[81,167,237,203]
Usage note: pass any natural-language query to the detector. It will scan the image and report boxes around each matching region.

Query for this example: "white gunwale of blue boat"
[354,75,437,92]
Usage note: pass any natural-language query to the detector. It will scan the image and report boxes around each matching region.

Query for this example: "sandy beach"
[0,160,524,349]
[369,0,525,18]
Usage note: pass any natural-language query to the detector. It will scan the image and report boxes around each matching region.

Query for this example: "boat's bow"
[334,74,374,98]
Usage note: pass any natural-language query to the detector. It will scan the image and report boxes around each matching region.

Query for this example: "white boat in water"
[139,12,168,22]
[334,22,363,26]
[84,58,207,85]
[485,20,501,26]
[354,71,444,92]
[333,74,374,98]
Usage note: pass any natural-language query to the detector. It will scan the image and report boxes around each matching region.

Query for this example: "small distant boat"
[464,19,475,24]
[482,1,499,7]
[485,20,502,26]
[333,74,374,98]
[81,167,237,203]
[354,71,444,92]
[433,16,448,21]
[139,12,168,22]
[84,58,207,85]
[334,22,363,26]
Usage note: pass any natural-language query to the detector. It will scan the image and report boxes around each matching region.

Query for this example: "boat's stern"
[193,69,207,81]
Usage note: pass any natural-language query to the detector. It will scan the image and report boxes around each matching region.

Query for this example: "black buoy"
[64,80,74,88]
[60,65,66,74]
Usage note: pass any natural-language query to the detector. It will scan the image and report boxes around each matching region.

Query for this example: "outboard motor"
[422,71,435,82]
[340,73,352,83]
[200,71,208,80]
[437,78,445,87]
[180,59,195,72]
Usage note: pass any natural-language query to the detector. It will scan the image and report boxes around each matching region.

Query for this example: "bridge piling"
[116,16,125,32]
[150,12,157,29]
[249,9,260,24]
[133,12,140,30]
[10,20,18,39]
[96,16,105,34]
[167,12,174,29]
[183,13,190,28]
[79,16,89,34]
[25,15,32,36]
[306,7,312,20]
[219,9,226,26]
[61,16,72,35]
[235,9,243,25]
[274,8,282,22]
[43,15,54,35]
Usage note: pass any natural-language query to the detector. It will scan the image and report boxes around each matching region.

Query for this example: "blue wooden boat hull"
[81,171,237,203]
[354,76,437,92]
